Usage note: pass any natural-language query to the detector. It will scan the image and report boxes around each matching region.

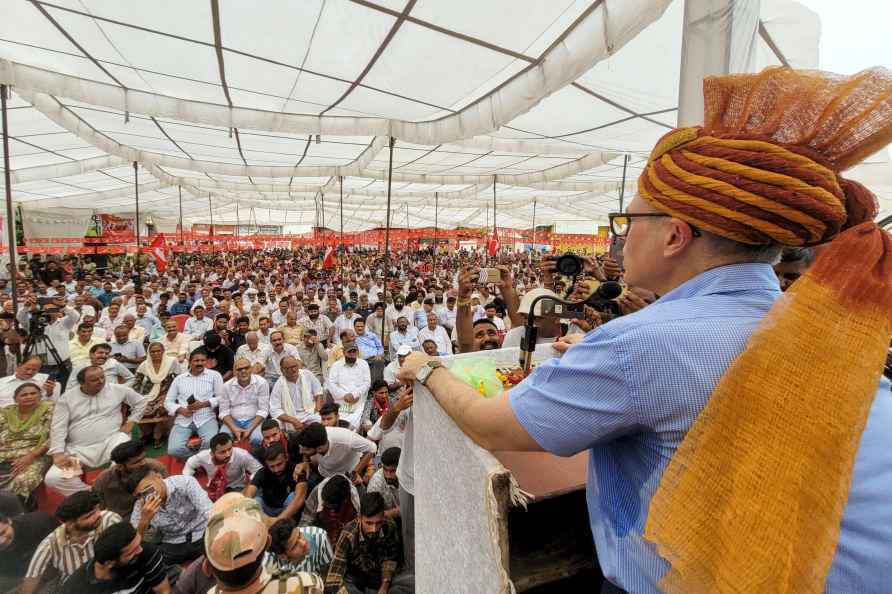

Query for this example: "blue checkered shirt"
[510,263,892,593]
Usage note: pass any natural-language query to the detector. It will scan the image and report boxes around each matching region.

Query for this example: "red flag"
[487,230,500,257]
[149,234,169,272]
[322,245,335,269]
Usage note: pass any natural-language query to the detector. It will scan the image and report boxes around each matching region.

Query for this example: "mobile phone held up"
[478,268,501,284]
[186,395,196,405]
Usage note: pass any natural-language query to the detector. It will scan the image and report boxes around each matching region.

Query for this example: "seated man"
[183,305,212,339]
[92,440,168,522]
[219,358,270,446]
[0,355,58,407]
[295,423,377,484]
[110,325,146,373]
[184,432,262,501]
[326,341,371,430]
[324,492,414,594]
[365,380,392,428]
[251,418,290,460]
[270,356,323,433]
[319,402,351,429]
[243,443,307,521]
[45,366,147,495]
[68,322,102,368]
[59,521,171,594]
[234,331,271,376]
[267,517,332,577]
[194,333,235,381]
[127,465,211,565]
[0,509,57,593]
[22,491,121,594]
[298,475,359,547]
[367,447,401,520]
[383,346,411,399]
[75,342,134,385]
[266,330,300,387]
[163,349,222,459]
[159,319,190,363]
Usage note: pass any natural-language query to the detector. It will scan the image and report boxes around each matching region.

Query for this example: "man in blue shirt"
[397,68,892,593]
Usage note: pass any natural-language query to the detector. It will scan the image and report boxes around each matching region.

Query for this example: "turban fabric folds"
[642,67,892,594]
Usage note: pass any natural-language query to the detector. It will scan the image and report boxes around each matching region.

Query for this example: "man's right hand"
[394,385,414,412]
[343,393,356,404]
[142,493,163,520]
[52,453,76,469]
[457,270,475,300]
[552,333,585,354]
[177,407,193,417]
[43,379,55,397]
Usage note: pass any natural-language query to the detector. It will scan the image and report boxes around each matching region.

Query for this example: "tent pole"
[531,197,537,260]
[208,194,214,237]
[619,154,629,212]
[235,202,240,238]
[433,191,438,270]
[383,136,395,293]
[178,185,184,247]
[339,175,344,279]
[1,85,19,328]
[133,161,141,286]
[492,178,497,261]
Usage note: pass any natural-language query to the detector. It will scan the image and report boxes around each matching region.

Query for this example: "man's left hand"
[120,422,134,436]
[396,352,435,384]
[377,583,390,594]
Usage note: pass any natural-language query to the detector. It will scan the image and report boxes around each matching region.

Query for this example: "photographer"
[455,265,520,354]
[16,295,79,392]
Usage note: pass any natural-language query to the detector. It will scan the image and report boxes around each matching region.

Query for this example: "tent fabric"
[0,0,827,232]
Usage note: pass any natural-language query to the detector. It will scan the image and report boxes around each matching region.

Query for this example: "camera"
[29,311,53,335]
[553,253,584,277]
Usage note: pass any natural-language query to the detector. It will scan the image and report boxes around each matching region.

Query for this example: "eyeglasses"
[608,212,701,238]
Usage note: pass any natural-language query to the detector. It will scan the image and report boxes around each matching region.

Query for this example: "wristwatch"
[415,360,444,386]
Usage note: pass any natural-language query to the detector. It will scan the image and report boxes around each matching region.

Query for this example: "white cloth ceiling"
[0,0,824,232]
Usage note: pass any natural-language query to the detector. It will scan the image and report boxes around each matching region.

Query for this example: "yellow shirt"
[277,323,304,346]
[69,336,103,366]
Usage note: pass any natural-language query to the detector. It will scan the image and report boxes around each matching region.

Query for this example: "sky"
[798,0,892,73]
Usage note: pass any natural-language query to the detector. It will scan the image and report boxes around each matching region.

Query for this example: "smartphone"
[478,268,501,284]
[186,395,196,405]
[609,236,625,270]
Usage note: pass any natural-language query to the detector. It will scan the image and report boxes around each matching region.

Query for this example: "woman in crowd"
[131,341,180,449]
[0,382,53,505]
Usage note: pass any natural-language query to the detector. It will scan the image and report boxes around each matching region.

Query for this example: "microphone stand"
[519,294,589,375]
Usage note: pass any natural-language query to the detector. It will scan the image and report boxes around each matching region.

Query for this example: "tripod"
[23,322,69,389]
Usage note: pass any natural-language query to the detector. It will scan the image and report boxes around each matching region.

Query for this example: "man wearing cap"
[203,493,324,594]
[334,304,359,343]
[387,316,419,362]
[383,346,411,397]
[326,341,371,430]
[498,287,563,349]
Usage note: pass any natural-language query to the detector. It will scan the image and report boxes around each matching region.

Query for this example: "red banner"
[99,214,135,242]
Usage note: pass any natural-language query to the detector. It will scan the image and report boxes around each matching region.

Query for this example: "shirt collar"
[657,263,780,304]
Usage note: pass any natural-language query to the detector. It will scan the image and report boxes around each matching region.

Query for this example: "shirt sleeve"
[508,328,637,456]
[257,379,271,417]
[164,376,182,416]
[350,432,378,456]
[25,533,54,578]
[123,385,147,422]
[324,527,353,594]
[47,396,70,455]
[218,384,232,418]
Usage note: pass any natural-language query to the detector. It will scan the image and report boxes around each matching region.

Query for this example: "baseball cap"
[204,493,267,572]
[517,288,560,316]
[396,344,412,357]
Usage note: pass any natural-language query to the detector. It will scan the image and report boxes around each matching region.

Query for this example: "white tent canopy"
[0,0,822,233]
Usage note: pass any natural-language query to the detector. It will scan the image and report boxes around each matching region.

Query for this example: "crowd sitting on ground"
[0,244,816,593]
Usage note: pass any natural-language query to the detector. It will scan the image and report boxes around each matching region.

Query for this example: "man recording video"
[16,294,79,391]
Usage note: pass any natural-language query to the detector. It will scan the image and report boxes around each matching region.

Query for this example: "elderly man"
[417,312,451,356]
[270,355,323,432]
[277,310,304,347]
[219,357,270,446]
[398,68,892,593]
[296,328,327,385]
[120,313,145,343]
[45,365,146,495]
[266,330,300,387]
[0,355,58,406]
[327,341,371,430]
[183,304,212,338]
[234,331,272,377]
[110,325,146,373]
[164,349,222,459]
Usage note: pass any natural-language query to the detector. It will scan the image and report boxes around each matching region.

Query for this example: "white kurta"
[49,383,147,467]
[269,371,323,430]
[326,358,371,429]
[317,426,377,478]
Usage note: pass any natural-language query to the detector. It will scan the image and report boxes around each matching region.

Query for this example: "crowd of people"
[0,239,816,594]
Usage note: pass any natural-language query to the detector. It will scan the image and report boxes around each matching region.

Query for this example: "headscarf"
[136,342,175,402]
[641,67,892,594]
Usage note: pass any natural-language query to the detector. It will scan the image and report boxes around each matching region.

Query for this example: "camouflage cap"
[204,493,268,571]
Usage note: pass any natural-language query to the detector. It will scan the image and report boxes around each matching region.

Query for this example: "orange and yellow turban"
[641,67,892,594]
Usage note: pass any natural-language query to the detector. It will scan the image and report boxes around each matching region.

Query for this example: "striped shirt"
[265,526,332,576]
[219,374,270,421]
[130,475,211,544]
[26,510,121,580]
[58,541,166,594]
[164,368,224,428]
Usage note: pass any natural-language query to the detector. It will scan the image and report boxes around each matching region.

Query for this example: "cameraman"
[16,294,79,391]
[455,265,520,353]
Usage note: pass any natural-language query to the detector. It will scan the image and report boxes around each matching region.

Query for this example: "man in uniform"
[203,493,324,594]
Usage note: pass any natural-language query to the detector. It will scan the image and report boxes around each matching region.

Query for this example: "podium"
[415,346,598,593]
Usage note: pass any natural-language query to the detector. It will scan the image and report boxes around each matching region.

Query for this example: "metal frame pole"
[339,176,344,283]
[236,202,240,238]
[619,154,629,212]
[433,191,438,270]
[531,196,537,257]
[1,85,19,322]
[383,136,395,293]
[492,179,497,260]
[178,185,184,247]
[133,162,141,283]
